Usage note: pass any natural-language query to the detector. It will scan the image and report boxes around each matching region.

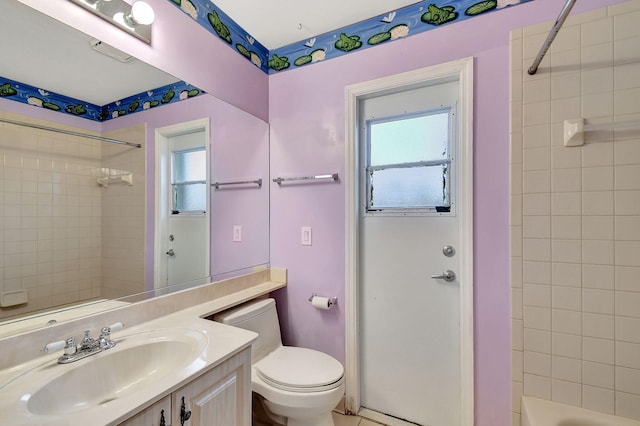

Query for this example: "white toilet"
[214,298,344,426]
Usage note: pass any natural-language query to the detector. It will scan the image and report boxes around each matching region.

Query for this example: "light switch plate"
[233,225,242,242]
[301,226,312,246]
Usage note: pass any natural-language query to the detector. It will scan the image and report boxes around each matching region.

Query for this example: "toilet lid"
[255,347,344,392]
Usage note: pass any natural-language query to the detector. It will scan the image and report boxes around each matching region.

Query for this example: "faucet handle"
[98,322,124,350]
[64,337,77,355]
[41,340,65,353]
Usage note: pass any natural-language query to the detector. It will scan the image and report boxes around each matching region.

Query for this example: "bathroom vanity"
[0,269,287,425]
[121,346,251,426]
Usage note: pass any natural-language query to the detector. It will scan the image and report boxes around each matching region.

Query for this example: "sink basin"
[26,329,207,416]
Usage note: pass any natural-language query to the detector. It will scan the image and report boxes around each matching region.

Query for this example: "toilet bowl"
[214,298,344,426]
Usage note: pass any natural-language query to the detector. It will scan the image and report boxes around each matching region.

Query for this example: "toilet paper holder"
[308,293,338,307]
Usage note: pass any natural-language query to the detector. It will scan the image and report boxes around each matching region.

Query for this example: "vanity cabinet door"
[119,395,172,426]
[172,348,251,426]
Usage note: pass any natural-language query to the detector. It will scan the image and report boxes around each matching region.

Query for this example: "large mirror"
[0,0,270,336]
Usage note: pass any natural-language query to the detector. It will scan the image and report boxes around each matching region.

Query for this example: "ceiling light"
[67,0,154,44]
[124,2,155,26]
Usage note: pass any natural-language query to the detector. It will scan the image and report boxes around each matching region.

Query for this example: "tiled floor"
[332,411,387,426]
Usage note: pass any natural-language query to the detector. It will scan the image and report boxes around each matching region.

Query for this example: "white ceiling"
[2,0,422,107]
[211,0,422,49]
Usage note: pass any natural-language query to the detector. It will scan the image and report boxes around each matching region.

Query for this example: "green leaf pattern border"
[168,0,532,74]
[1,76,204,123]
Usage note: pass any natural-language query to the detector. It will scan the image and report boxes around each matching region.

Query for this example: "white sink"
[26,328,207,416]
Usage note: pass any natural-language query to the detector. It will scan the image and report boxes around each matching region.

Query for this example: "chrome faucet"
[42,322,124,364]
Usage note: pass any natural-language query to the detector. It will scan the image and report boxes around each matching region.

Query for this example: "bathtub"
[522,396,640,426]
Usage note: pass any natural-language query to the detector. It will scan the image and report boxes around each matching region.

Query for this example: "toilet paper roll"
[311,296,331,310]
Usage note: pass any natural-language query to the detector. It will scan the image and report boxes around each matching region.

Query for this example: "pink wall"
[102,94,270,291]
[18,0,269,121]
[268,0,628,424]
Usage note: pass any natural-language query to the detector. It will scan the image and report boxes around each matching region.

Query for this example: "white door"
[155,121,210,291]
[359,80,463,426]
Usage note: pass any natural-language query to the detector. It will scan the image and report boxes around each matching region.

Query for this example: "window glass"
[175,183,206,212]
[172,147,206,214]
[367,110,451,212]
[174,149,206,183]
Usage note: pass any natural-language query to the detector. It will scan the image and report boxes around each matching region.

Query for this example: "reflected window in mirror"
[172,148,207,214]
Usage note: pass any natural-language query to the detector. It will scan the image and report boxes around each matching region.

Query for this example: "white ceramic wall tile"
[523,238,551,262]
[616,266,640,292]
[583,92,615,119]
[617,321,640,357]
[512,228,523,258]
[552,286,582,311]
[614,87,640,115]
[582,191,614,216]
[552,378,582,406]
[552,216,581,240]
[512,412,521,426]
[608,0,640,16]
[552,147,581,170]
[551,73,581,100]
[614,62,640,91]
[523,215,551,239]
[552,192,581,216]
[524,373,552,400]
[552,309,582,335]
[523,261,551,284]
[552,355,582,383]
[582,361,615,389]
[616,391,640,421]
[582,18,613,46]
[583,385,615,414]
[513,350,524,382]
[523,124,552,149]
[582,216,613,240]
[551,239,582,264]
[583,337,615,364]
[582,166,614,192]
[513,288,523,319]
[582,240,614,265]
[614,140,640,166]
[524,283,551,308]
[617,341,640,369]
[552,262,582,287]
[582,264,614,289]
[552,97,581,124]
[525,328,551,354]
[616,216,640,241]
[582,66,614,96]
[552,332,582,359]
[524,306,551,330]
[512,257,523,288]
[616,241,640,266]
[524,351,552,376]
[614,11,640,39]
[523,170,550,194]
[583,289,615,314]
[551,168,582,193]
[583,313,615,340]
[523,101,551,126]
[523,193,551,215]
[511,132,523,165]
[513,319,524,351]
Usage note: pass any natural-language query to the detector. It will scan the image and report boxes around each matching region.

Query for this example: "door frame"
[344,57,474,424]
[154,118,211,291]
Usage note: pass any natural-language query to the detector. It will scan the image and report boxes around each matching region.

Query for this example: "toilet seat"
[255,347,344,393]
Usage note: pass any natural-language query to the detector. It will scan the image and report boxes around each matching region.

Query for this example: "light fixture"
[67,0,155,44]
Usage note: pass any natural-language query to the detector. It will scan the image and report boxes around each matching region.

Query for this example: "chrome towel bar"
[528,0,576,75]
[273,173,339,185]
[211,178,262,189]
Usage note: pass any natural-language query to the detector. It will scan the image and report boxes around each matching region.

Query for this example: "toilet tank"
[214,298,282,363]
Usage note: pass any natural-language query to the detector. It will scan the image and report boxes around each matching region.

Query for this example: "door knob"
[166,249,175,256]
[431,270,456,282]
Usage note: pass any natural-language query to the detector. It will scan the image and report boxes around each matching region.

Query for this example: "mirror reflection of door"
[155,121,210,291]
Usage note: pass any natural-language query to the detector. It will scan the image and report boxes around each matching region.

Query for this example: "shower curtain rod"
[0,117,142,148]
[528,0,576,75]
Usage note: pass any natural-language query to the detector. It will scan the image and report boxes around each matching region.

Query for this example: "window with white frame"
[365,109,452,213]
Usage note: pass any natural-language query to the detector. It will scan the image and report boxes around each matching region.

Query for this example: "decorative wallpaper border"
[168,0,534,74]
[0,76,203,122]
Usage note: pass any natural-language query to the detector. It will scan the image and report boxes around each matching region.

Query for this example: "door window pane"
[172,147,206,214]
[366,110,451,212]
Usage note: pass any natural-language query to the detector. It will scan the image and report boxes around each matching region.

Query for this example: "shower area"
[510,0,640,423]
[0,111,145,321]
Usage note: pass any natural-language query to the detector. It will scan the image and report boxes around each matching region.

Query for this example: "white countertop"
[0,308,258,425]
